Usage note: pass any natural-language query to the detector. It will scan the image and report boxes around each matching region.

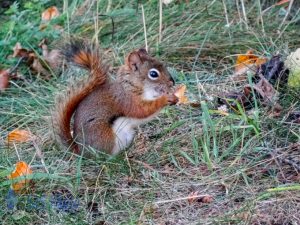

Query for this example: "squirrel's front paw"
[167,94,179,105]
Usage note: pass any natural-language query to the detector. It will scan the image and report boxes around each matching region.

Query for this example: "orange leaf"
[7,161,33,192]
[7,129,34,143]
[174,84,189,104]
[41,6,60,21]
[235,50,267,75]
[0,69,10,91]
[12,42,34,58]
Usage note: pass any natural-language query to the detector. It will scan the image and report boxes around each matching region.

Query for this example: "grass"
[0,0,300,224]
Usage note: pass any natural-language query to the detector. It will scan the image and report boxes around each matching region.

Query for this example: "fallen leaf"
[187,191,200,204]
[11,42,61,78]
[246,75,278,105]
[7,129,34,143]
[41,6,60,21]
[12,42,34,59]
[39,39,62,70]
[258,55,288,85]
[201,195,213,203]
[217,87,254,110]
[268,103,283,118]
[0,69,10,91]
[187,191,213,204]
[7,161,32,192]
[174,84,189,104]
[233,50,267,80]
[30,56,51,77]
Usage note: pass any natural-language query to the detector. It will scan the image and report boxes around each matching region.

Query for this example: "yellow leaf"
[7,129,34,143]
[41,6,60,21]
[235,50,267,75]
[7,161,33,192]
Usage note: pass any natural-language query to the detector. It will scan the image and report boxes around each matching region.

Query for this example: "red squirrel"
[53,41,178,155]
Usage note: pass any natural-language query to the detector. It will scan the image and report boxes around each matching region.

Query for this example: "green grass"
[1,0,300,224]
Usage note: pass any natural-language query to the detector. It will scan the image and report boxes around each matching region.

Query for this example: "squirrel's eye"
[148,68,160,80]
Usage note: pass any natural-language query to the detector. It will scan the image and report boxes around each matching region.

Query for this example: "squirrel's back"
[52,41,108,154]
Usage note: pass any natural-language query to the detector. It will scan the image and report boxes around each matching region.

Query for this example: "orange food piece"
[7,129,34,143]
[41,6,60,21]
[174,84,189,104]
[235,50,267,74]
[7,161,33,192]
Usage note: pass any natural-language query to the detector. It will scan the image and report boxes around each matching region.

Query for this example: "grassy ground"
[0,0,300,224]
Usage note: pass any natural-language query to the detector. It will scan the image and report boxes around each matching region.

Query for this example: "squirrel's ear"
[126,51,142,72]
[137,48,148,56]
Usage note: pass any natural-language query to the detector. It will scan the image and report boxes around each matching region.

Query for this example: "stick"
[141,5,148,52]
[278,0,294,30]
[240,0,248,29]
[155,194,210,205]
[159,0,163,43]
[222,0,230,27]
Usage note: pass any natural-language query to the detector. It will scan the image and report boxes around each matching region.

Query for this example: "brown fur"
[53,42,177,155]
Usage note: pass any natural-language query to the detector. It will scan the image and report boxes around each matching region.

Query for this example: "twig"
[155,194,210,205]
[98,14,115,42]
[130,158,172,174]
[32,139,49,173]
[222,0,230,27]
[159,0,163,43]
[9,57,25,74]
[278,0,294,30]
[240,0,248,29]
[141,5,148,52]
[257,0,265,34]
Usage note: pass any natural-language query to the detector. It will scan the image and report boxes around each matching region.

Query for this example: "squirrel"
[53,41,178,155]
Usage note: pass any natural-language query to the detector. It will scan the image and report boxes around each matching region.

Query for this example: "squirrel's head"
[118,49,175,100]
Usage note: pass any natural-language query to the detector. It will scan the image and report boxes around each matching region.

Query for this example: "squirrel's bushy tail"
[53,41,108,154]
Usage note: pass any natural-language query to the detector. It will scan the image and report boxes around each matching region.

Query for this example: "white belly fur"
[111,114,157,155]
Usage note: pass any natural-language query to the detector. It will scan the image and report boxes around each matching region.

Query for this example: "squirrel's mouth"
[154,86,167,95]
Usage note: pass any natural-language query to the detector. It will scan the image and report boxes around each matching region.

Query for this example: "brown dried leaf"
[12,42,34,58]
[201,195,213,203]
[7,129,34,143]
[41,6,60,21]
[187,192,213,204]
[187,191,200,204]
[39,41,62,70]
[31,57,51,77]
[0,69,10,91]
[246,75,278,104]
